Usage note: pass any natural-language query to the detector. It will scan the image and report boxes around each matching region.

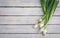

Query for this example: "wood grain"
[0,25,59,33]
[0,0,60,6]
[0,34,60,38]
[0,0,60,38]
[0,16,60,24]
[0,8,60,15]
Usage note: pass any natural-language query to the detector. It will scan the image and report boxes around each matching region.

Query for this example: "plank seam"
[0,24,59,25]
[0,15,60,17]
[0,33,59,34]
[0,6,60,8]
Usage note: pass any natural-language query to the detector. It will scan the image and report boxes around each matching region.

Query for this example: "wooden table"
[0,0,60,38]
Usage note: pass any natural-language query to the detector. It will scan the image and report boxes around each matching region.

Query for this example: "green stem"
[43,0,59,29]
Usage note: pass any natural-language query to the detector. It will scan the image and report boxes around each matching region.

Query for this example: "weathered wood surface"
[0,0,60,38]
[0,16,60,24]
[0,8,60,15]
[0,0,60,6]
[0,34,60,38]
[0,25,60,33]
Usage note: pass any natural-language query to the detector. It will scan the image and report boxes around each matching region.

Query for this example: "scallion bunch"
[33,0,59,36]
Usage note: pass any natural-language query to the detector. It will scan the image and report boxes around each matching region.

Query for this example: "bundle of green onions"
[33,0,59,36]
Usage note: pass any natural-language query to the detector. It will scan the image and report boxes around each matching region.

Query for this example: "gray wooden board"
[0,0,60,38]
[0,8,60,15]
[0,16,60,24]
[0,34,60,38]
[0,25,60,33]
[0,0,60,6]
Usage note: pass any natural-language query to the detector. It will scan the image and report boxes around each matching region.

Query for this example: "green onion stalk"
[33,0,59,36]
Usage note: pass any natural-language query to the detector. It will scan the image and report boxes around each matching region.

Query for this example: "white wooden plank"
[0,0,60,6]
[0,0,40,6]
[0,25,60,33]
[0,8,60,15]
[0,34,60,38]
[0,16,60,24]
